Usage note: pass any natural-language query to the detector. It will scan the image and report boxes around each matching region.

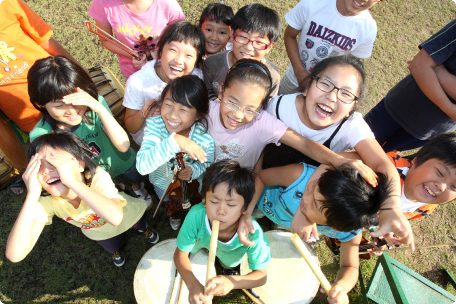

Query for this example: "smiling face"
[301,64,361,130]
[336,0,381,16]
[201,20,231,55]
[157,41,198,83]
[204,182,245,233]
[44,100,87,129]
[230,29,272,62]
[36,146,84,199]
[299,179,328,226]
[160,90,199,137]
[218,81,266,130]
[404,158,456,205]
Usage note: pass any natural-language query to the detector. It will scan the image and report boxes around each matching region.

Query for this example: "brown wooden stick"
[291,233,332,294]
[241,289,266,304]
[204,220,220,296]
[359,242,456,255]
[168,269,179,304]
[176,277,184,304]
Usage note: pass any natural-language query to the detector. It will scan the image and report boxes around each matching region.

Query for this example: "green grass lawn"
[1,0,456,303]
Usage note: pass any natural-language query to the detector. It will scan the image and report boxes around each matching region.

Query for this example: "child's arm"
[174,248,211,304]
[63,88,130,152]
[323,233,362,304]
[408,48,456,120]
[39,38,87,73]
[434,64,456,100]
[45,153,123,226]
[205,269,267,297]
[279,129,378,186]
[283,25,310,88]
[124,99,156,135]
[5,154,46,263]
[353,138,414,250]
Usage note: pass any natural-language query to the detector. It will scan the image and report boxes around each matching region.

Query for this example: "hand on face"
[63,87,103,113]
[43,151,84,188]
[23,153,43,195]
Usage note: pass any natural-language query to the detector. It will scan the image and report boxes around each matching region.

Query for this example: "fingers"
[238,220,255,247]
[311,225,320,241]
[62,88,97,107]
[245,215,255,234]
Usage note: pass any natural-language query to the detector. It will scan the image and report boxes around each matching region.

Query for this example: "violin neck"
[181,180,191,210]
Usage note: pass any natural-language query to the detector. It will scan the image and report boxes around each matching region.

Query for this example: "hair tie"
[227,61,273,86]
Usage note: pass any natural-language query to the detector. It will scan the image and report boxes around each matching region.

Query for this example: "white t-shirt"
[123,60,203,144]
[284,0,377,86]
[207,100,288,168]
[266,93,374,152]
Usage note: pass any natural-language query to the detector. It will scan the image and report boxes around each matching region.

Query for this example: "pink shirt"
[207,100,288,168]
[88,0,185,77]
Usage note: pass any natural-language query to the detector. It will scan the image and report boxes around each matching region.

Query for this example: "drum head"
[240,231,320,304]
[134,239,212,304]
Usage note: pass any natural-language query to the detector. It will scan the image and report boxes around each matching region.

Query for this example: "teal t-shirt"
[177,203,271,270]
[29,96,135,178]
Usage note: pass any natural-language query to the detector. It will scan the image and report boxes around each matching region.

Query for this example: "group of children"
[4,0,456,303]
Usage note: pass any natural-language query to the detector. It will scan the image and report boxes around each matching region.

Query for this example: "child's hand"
[22,153,42,195]
[205,275,235,297]
[370,208,415,250]
[173,135,207,163]
[178,166,193,181]
[237,212,255,246]
[291,207,319,243]
[63,87,104,113]
[321,284,349,304]
[143,99,159,118]
[332,158,378,188]
[188,282,211,304]
[44,152,82,188]
[133,52,147,70]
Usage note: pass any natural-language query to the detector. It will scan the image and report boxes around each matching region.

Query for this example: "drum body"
[134,239,214,304]
[240,231,320,304]
[89,66,126,125]
[0,114,27,189]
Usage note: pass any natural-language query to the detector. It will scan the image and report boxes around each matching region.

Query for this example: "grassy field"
[1,0,456,303]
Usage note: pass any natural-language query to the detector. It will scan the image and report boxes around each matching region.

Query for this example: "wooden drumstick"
[169,268,180,304]
[176,278,184,304]
[204,220,220,295]
[242,289,266,304]
[291,233,332,294]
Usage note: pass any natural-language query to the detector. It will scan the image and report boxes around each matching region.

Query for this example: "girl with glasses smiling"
[255,55,414,252]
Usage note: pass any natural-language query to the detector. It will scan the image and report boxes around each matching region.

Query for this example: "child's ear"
[265,42,275,54]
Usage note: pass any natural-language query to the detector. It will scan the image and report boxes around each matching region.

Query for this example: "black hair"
[147,75,209,131]
[231,3,281,43]
[300,55,366,116]
[223,59,274,110]
[27,56,97,132]
[201,160,256,211]
[27,133,99,190]
[317,165,392,232]
[199,3,234,28]
[405,133,456,168]
[156,21,206,68]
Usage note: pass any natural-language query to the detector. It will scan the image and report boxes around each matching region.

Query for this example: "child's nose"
[217,204,226,215]
[325,89,338,102]
[436,181,446,193]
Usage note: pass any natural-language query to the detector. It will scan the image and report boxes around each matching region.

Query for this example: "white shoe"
[169,217,182,230]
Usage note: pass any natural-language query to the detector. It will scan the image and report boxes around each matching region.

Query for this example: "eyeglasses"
[233,33,272,50]
[313,76,358,104]
[222,92,260,118]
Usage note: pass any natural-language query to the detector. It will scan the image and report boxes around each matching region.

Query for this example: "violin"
[134,34,156,61]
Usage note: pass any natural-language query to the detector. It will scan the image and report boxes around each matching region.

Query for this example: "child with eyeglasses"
[203,3,282,100]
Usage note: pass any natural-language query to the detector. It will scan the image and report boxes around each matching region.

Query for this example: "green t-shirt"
[29,96,135,178]
[177,203,271,270]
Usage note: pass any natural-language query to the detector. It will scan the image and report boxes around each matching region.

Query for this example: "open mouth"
[315,104,334,117]
[65,113,80,121]
[207,42,220,49]
[47,177,61,185]
[226,116,241,127]
[353,0,363,8]
[423,184,436,197]
[240,52,254,59]
[167,120,181,128]
[170,65,184,75]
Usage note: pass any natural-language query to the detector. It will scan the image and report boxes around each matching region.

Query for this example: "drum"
[240,231,320,304]
[134,239,215,304]
[0,114,27,190]
[89,66,126,125]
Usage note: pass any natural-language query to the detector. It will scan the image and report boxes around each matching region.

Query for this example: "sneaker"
[221,267,239,276]
[139,224,159,244]
[112,249,125,267]
[134,182,153,209]
[169,217,182,231]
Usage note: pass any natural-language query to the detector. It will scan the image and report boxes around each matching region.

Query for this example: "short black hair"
[405,133,456,168]
[156,21,206,67]
[28,132,99,188]
[147,75,209,131]
[318,165,392,232]
[300,55,365,116]
[231,3,281,43]
[199,3,234,27]
[201,160,256,211]
[223,59,274,110]
[28,56,97,132]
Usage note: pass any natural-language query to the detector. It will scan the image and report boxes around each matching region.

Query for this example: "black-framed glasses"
[313,76,358,104]
[233,33,272,50]
[222,91,260,117]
